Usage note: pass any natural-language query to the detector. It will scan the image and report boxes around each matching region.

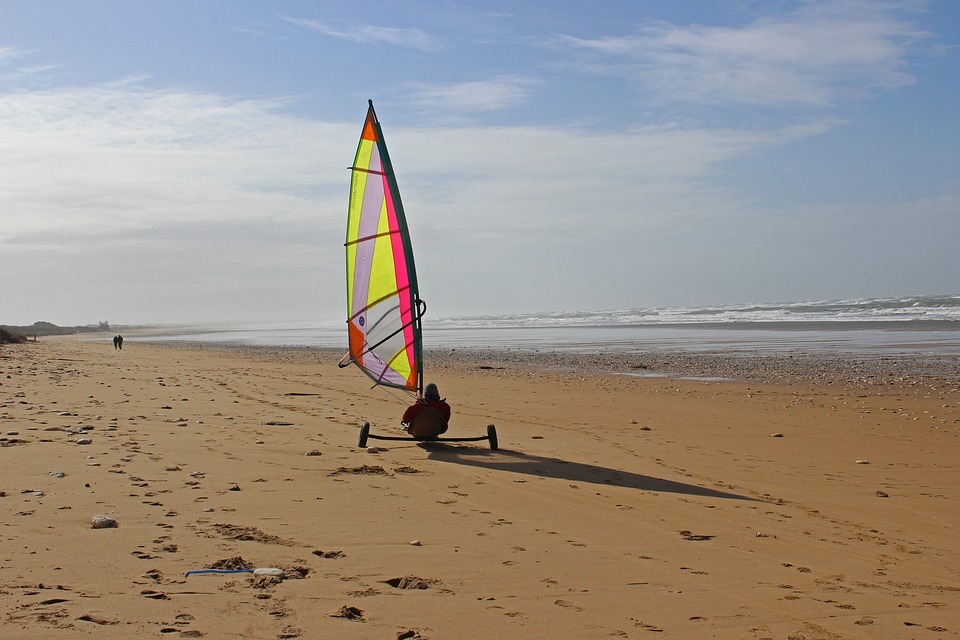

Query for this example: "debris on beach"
[208,523,296,546]
[856,459,870,464]
[305,449,322,456]
[876,490,890,498]
[283,566,309,579]
[383,576,437,590]
[91,514,118,529]
[329,605,365,621]
[329,465,388,476]
[770,432,784,437]
[209,556,252,570]
[393,466,420,474]
[679,530,714,541]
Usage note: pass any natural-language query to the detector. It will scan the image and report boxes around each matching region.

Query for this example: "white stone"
[91,514,118,529]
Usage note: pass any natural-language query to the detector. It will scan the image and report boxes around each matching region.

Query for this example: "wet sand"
[1,337,958,639]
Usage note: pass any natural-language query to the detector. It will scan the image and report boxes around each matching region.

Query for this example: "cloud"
[0,77,841,322]
[405,75,539,112]
[225,21,293,40]
[284,17,442,51]
[550,0,935,108]
[0,84,351,243]
[2,70,952,323]
[0,45,30,65]
[0,46,61,86]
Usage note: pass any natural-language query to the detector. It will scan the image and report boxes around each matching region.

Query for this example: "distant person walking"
[113,335,119,350]
[117,335,123,350]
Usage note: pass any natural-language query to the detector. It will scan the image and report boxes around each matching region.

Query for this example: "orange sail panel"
[343,101,422,391]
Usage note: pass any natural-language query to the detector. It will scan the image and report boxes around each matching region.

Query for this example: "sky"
[1,0,958,327]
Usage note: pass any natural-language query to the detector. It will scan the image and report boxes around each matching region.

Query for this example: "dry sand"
[1,337,958,639]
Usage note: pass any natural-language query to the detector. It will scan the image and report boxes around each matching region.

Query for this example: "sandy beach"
[1,336,958,639]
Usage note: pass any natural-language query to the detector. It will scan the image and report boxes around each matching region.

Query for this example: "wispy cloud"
[0,45,30,65]
[284,16,442,51]
[406,75,539,112]
[0,46,60,85]
[551,0,935,108]
[225,21,293,40]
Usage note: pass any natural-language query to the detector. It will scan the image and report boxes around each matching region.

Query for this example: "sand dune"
[1,337,957,639]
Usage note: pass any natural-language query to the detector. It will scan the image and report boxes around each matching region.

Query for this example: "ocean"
[133,294,960,357]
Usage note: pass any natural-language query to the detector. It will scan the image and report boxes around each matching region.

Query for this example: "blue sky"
[1,0,957,326]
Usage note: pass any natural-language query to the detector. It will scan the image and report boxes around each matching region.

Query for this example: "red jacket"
[402,398,451,425]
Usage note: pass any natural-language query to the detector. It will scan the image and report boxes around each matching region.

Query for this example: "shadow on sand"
[420,443,756,501]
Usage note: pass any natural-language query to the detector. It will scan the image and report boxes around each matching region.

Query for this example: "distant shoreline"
[95,338,960,389]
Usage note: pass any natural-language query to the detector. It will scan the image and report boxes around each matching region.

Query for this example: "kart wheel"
[487,424,498,450]
[358,422,370,448]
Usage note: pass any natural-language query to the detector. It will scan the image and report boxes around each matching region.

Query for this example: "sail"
[340,100,423,392]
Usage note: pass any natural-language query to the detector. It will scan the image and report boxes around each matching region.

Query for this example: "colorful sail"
[340,100,423,392]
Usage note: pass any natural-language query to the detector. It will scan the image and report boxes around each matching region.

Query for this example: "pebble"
[6,431,18,436]
[409,540,422,546]
[253,567,284,577]
[91,514,118,529]
[366,447,380,453]
[855,460,870,464]
[49,471,65,478]
[876,491,889,498]
[305,450,322,456]
[770,433,784,438]
[76,438,92,445]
